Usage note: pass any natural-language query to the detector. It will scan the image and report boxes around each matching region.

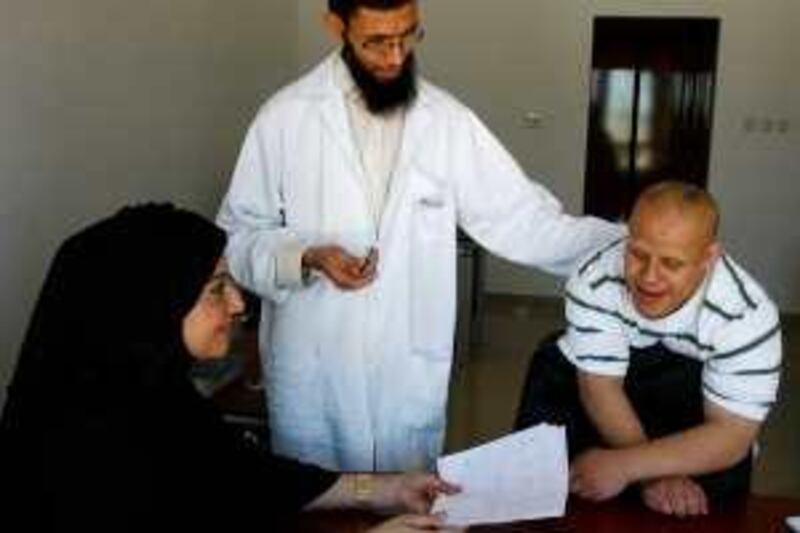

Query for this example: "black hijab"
[3,203,224,416]
[0,204,227,529]
[1,204,337,531]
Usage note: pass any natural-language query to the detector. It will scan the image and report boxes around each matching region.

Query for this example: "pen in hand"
[360,247,379,277]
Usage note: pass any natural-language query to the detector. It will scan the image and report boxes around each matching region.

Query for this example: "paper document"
[432,424,568,527]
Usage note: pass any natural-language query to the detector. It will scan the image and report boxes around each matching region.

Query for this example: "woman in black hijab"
[0,204,456,532]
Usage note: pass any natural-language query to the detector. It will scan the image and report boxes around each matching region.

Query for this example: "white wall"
[0,0,296,409]
[296,0,800,311]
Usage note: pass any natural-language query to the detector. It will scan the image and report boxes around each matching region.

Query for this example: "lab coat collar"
[308,51,435,177]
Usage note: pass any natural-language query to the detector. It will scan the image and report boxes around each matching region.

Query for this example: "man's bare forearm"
[616,402,759,483]
[578,371,647,448]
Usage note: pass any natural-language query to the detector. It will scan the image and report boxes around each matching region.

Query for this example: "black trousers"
[514,333,752,505]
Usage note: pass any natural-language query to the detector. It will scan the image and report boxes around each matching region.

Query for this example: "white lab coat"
[217,53,621,471]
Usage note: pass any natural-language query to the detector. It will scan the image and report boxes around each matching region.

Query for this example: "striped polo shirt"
[558,239,782,422]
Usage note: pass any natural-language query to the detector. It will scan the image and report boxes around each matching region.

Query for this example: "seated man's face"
[624,204,718,319]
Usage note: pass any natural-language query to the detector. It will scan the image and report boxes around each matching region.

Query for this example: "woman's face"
[182,259,245,360]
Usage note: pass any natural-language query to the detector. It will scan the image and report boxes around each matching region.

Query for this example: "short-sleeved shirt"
[558,239,782,422]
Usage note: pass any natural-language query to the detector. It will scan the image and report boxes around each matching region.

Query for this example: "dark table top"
[292,494,800,532]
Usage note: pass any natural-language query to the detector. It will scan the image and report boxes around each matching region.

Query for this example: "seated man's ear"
[324,12,347,42]
[705,241,722,267]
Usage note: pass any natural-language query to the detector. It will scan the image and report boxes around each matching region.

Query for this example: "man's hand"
[303,245,378,290]
[569,448,632,501]
[641,476,708,517]
[372,472,461,514]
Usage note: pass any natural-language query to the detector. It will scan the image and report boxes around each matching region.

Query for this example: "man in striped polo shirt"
[516,181,781,516]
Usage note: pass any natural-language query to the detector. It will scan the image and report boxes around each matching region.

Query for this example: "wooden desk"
[292,495,800,532]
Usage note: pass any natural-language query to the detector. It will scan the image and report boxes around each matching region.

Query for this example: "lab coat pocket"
[412,173,451,243]
[409,178,457,360]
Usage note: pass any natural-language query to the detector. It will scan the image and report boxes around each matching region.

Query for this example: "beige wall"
[296,0,800,311]
[3,0,798,410]
[0,0,296,408]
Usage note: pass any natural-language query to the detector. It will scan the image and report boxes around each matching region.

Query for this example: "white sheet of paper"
[432,424,568,527]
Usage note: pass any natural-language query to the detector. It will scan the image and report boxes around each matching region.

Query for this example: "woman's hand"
[371,472,461,514]
[368,514,456,532]
[307,472,459,514]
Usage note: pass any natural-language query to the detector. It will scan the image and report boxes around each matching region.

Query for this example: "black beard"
[341,42,418,115]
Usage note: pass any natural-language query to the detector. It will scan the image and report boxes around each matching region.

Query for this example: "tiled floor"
[445,295,800,498]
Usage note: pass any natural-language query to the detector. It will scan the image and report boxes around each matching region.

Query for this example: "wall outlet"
[742,116,790,135]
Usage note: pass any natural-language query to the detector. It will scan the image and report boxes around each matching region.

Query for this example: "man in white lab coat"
[217,0,621,472]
